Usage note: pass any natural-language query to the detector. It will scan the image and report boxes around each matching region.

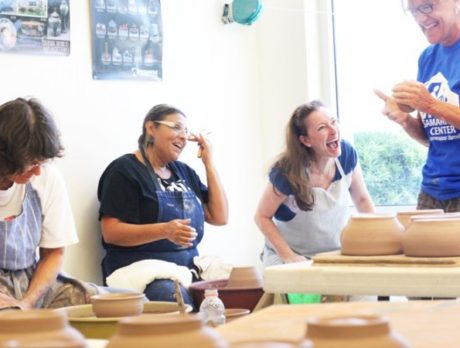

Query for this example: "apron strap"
[334,158,346,179]
[140,146,163,191]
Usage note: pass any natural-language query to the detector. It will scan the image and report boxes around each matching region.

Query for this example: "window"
[332,0,428,206]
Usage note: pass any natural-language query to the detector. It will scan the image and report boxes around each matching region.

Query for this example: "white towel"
[193,255,233,280]
[106,259,193,293]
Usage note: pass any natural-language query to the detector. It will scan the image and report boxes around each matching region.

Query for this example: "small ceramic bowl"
[403,218,460,257]
[304,314,410,348]
[396,209,444,229]
[90,292,145,318]
[227,266,264,289]
[340,214,404,256]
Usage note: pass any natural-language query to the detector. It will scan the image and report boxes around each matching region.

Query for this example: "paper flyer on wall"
[90,0,163,81]
[0,0,70,55]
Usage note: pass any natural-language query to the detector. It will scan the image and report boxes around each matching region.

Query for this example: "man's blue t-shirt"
[417,39,460,200]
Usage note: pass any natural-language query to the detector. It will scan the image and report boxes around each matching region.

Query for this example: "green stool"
[287,293,321,304]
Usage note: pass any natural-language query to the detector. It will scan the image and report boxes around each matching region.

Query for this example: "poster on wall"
[90,0,162,81]
[0,0,70,55]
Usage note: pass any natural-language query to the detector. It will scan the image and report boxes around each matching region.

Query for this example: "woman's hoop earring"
[146,135,155,145]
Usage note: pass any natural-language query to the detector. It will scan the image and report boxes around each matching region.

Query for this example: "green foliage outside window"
[353,131,427,206]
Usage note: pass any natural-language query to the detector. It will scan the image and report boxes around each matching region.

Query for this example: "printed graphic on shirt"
[421,72,460,142]
[158,178,191,192]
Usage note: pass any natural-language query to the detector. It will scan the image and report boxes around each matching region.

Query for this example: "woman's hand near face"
[188,131,229,226]
[165,218,197,247]
[188,132,212,166]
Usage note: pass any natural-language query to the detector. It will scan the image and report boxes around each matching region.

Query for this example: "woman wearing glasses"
[254,101,374,267]
[97,104,228,306]
[375,0,460,212]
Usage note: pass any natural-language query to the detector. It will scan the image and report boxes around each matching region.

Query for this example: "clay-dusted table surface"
[263,255,460,297]
[217,301,460,347]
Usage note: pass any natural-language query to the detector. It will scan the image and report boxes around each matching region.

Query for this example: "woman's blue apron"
[102,149,205,280]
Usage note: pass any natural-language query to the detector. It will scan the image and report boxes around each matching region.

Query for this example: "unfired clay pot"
[304,315,410,348]
[396,209,444,229]
[403,218,460,257]
[0,309,87,348]
[90,292,145,318]
[227,266,264,289]
[106,314,228,348]
[341,214,404,256]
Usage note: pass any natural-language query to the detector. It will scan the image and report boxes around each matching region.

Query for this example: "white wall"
[0,0,322,284]
[256,0,333,165]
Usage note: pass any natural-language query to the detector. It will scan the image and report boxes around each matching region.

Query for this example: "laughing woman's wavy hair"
[0,97,63,179]
[271,100,325,211]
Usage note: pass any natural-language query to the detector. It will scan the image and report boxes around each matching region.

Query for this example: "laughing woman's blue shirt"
[269,139,357,222]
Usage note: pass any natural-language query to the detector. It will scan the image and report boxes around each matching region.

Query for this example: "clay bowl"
[403,218,460,257]
[304,314,410,348]
[106,314,228,348]
[340,214,404,256]
[90,292,145,318]
[57,301,193,339]
[0,309,86,348]
[189,279,264,312]
[396,209,444,229]
[224,308,250,323]
[227,266,264,289]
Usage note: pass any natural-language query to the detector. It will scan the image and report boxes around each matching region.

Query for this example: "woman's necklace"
[154,165,171,179]
[140,148,171,179]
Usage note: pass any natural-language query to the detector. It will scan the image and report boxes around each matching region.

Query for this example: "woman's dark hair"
[273,100,325,211]
[0,97,63,178]
[138,104,186,149]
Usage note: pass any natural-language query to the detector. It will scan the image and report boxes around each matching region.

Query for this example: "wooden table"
[217,301,460,347]
[263,252,460,297]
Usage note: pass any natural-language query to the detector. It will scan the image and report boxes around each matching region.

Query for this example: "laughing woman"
[97,104,228,305]
[254,100,375,267]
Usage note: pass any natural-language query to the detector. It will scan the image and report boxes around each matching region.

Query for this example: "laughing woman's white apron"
[262,159,352,267]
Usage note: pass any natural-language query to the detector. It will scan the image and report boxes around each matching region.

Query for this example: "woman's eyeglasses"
[406,3,434,17]
[154,120,189,136]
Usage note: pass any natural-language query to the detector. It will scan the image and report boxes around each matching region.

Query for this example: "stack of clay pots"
[341,209,460,258]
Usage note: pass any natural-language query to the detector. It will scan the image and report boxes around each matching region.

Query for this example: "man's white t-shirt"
[0,163,78,248]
